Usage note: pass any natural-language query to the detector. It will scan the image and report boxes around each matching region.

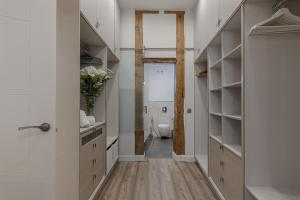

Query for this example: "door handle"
[18,123,51,132]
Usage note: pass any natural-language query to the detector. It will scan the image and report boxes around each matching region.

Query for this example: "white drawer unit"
[80,125,106,200]
[106,137,119,174]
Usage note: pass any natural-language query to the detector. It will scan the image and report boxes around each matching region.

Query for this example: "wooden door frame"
[135,10,185,155]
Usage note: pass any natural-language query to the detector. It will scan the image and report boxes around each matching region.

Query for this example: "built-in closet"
[79,0,120,199]
[194,0,300,200]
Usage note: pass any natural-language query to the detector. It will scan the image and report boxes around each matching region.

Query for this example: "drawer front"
[79,174,93,200]
[209,138,224,192]
[80,138,98,188]
[95,132,106,176]
[80,127,105,188]
[223,148,243,200]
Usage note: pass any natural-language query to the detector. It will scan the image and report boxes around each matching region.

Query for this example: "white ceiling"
[118,0,198,10]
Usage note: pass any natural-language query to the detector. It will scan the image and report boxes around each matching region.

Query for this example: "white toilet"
[158,124,170,138]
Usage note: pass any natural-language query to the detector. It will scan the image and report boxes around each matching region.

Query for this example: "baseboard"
[172,152,195,162]
[118,154,145,162]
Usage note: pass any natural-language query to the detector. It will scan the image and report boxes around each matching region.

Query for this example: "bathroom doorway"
[144,63,175,158]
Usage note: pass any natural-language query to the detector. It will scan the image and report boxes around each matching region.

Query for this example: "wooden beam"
[174,13,185,155]
[135,11,144,155]
[143,57,177,64]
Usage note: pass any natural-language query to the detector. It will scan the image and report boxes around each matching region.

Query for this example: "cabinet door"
[197,0,220,52]
[81,0,98,29]
[114,0,120,57]
[223,148,243,200]
[97,0,115,51]
[209,138,224,193]
[220,0,242,27]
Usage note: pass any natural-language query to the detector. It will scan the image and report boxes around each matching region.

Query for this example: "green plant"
[273,0,287,12]
[80,67,111,115]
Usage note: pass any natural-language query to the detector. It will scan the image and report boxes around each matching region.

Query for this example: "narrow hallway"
[97,159,216,200]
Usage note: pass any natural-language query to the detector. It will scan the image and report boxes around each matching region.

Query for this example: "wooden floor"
[96,159,216,200]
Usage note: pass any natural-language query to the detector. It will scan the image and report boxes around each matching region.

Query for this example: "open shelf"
[208,46,222,67]
[247,186,300,200]
[210,90,222,113]
[222,117,242,157]
[223,44,241,59]
[210,59,222,69]
[222,31,241,57]
[210,114,222,141]
[223,87,241,116]
[210,68,222,89]
[223,59,241,86]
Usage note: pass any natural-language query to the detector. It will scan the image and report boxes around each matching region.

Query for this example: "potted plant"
[80,66,111,124]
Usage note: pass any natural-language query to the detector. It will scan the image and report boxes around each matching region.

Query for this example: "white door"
[0,1,56,199]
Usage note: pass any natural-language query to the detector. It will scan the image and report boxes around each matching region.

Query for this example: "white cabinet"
[81,0,98,29]
[81,0,120,58]
[114,0,120,57]
[106,139,118,174]
[220,0,242,27]
[96,0,115,51]
[194,0,242,56]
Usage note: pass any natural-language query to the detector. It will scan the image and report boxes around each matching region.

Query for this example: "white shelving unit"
[208,8,243,158]
[195,1,300,200]
[244,1,300,199]
[196,8,244,200]
[194,52,209,176]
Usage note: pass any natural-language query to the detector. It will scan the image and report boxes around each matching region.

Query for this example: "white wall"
[120,8,195,156]
[121,8,194,48]
[144,64,175,140]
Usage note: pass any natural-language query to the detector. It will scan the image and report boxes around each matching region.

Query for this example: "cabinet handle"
[220,177,224,183]
[217,18,221,27]
[220,161,224,167]
[93,174,97,181]
[219,145,224,151]
[95,21,100,28]
[92,159,96,166]
[93,143,97,149]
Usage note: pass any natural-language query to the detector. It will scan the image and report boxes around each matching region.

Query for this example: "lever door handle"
[18,123,51,132]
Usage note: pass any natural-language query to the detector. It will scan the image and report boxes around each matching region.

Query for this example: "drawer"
[95,133,106,172]
[80,138,98,187]
[209,137,224,192]
[93,165,105,189]
[79,174,93,200]
[80,128,105,188]
[223,147,243,200]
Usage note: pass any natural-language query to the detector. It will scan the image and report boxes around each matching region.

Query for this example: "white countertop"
[80,122,105,135]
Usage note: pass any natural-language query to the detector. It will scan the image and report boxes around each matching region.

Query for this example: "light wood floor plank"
[97,159,216,200]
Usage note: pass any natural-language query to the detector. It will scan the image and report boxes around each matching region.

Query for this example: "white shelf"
[195,155,208,176]
[210,112,223,117]
[223,81,242,88]
[210,59,222,69]
[247,186,300,200]
[210,87,222,92]
[210,134,222,144]
[223,44,241,60]
[223,114,242,120]
[223,143,242,158]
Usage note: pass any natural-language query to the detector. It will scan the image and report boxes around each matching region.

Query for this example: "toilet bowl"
[158,124,170,138]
